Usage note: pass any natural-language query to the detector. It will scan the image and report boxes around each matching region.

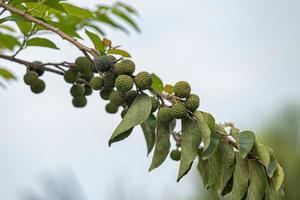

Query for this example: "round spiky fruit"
[174,81,191,98]
[115,75,133,93]
[94,55,116,72]
[105,103,119,114]
[185,94,200,112]
[103,71,117,88]
[157,107,173,123]
[109,90,125,106]
[170,149,181,161]
[125,90,137,106]
[151,97,159,113]
[171,102,187,119]
[134,71,152,90]
[84,85,93,96]
[29,61,44,76]
[70,84,85,97]
[89,76,104,90]
[115,59,135,75]
[75,56,92,74]
[121,108,129,118]
[23,71,39,85]
[64,69,78,84]
[100,88,113,100]
[30,79,46,94]
[72,96,87,108]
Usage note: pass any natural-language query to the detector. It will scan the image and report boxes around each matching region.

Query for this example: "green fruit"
[100,88,113,100]
[64,69,78,83]
[125,90,137,106]
[109,90,125,106]
[29,61,44,76]
[115,75,133,93]
[170,149,181,161]
[185,94,200,112]
[30,79,46,94]
[121,108,129,118]
[134,71,152,90]
[23,71,39,85]
[103,71,117,88]
[171,102,187,119]
[84,85,93,96]
[174,81,191,98]
[75,56,92,74]
[157,107,173,123]
[72,96,87,108]
[89,76,104,90]
[115,59,135,75]
[151,97,159,113]
[70,84,85,97]
[94,55,116,72]
[80,70,94,81]
[105,103,119,114]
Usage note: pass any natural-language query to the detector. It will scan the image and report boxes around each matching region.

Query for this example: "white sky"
[0,0,300,199]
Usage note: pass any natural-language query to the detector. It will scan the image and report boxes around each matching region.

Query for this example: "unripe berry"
[103,71,117,88]
[174,81,191,98]
[157,107,173,123]
[70,84,85,97]
[115,59,135,75]
[23,71,39,85]
[115,75,133,93]
[84,85,93,96]
[171,102,187,119]
[134,71,152,90]
[109,90,125,106]
[94,55,116,72]
[75,56,92,74]
[100,88,113,100]
[64,69,78,84]
[170,149,181,161]
[72,96,87,108]
[185,94,200,112]
[151,97,159,113]
[30,79,46,94]
[29,61,44,76]
[125,90,137,106]
[121,108,129,118]
[105,103,119,114]
[89,76,104,90]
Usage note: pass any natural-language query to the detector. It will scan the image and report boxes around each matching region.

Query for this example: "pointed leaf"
[109,94,152,146]
[197,153,209,187]
[112,8,140,32]
[207,145,222,191]
[149,122,171,171]
[266,147,278,178]
[85,29,105,53]
[252,141,270,168]
[177,117,202,181]
[237,131,256,158]
[265,179,285,200]
[26,37,59,49]
[247,160,267,200]
[108,48,131,58]
[194,110,211,152]
[61,3,94,18]
[151,73,164,93]
[0,68,16,80]
[273,164,284,191]
[202,133,219,159]
[140,114,156,155]
[232,154,249,200]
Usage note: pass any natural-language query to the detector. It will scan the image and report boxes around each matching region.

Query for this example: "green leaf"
[26,37,59,49]
[12,5,33,35]
[151,73,164,93]
[207,145,222,191]
[202,111,216,133]
[194,111,211,152]
[85,29,105,53]
[112,8,140,32]
[232,154,249,200]
[107,48,131,58]
[197,153,210,187]
[237,131,256,158]
[252,141,270,168]
[272,164,284,191]
[202,133,219,159]
[0,33,20,50]
[109,94,152,146]
[0,24,15,32]
[149,122,171,171]
[44,0,67,13]
[265,179,285,200]
[247,160,267,200]
[61,3,94,18]
[266,147,278,178]
[116,2,139,16]
[0,68,16,80]
[230,127,239,140]
[177,117,202,182]
[140,114,156,155]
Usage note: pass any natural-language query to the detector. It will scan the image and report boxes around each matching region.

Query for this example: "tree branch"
[0,1,99,58]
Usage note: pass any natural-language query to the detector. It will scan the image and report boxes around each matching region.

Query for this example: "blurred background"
[0,0,300,199]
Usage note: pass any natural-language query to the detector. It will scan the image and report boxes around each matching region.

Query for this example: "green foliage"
[114,59,135,75]
[134,71,152,90]
[26,37,59,49]
[237,131,256,158]
[151,73,164,92]
[140,114,156,154]
[174,81,191,98]
[115,74,133,93]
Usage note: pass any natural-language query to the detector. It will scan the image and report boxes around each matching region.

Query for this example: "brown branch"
[0,1,99,58]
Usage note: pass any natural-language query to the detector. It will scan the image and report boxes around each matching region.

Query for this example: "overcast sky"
[0,0,300,199]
